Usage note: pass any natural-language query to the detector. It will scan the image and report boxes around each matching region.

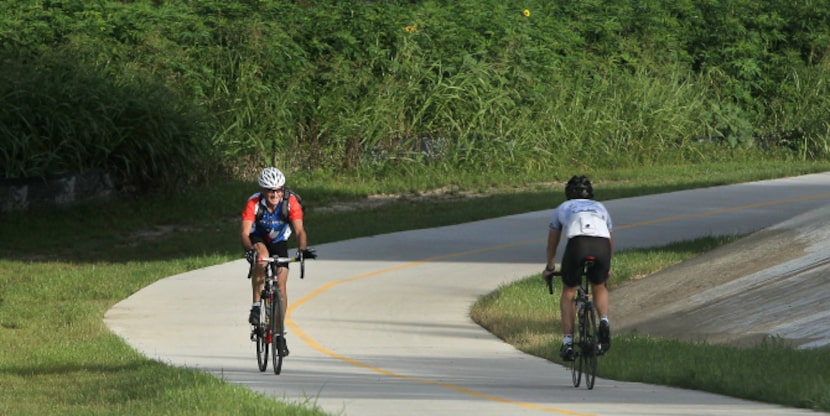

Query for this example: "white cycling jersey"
[549,199,613,239]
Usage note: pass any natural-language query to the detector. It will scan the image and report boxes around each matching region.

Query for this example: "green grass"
[471,236,830,411]
[2,161,830,415]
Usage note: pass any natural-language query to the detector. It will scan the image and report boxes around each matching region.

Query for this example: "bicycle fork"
[262,285,273,343]
[250,283,274,342]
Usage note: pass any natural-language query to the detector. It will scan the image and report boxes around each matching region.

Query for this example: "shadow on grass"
[1,173,828,264]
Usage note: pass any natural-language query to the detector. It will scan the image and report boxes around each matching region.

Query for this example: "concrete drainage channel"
[0,170,117,213]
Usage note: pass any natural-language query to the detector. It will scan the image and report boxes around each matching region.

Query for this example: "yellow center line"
[285,191,830,414]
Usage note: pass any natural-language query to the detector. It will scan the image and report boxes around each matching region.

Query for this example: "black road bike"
[247,253,308,375]
[547,256,600,390]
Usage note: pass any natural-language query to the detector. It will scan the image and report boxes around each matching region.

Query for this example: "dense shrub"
[1,0,829,188]
[0,52,213,191]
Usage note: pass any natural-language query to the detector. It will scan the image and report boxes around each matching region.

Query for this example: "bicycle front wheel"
[270,290,284,375]
[583,305,598,390]
[570,350,581,387]
[256,298,269,372]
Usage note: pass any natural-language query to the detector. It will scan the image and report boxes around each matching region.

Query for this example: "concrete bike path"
[104,173,830,416]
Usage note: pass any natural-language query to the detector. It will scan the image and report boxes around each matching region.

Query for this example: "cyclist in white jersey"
[542,175,613,361]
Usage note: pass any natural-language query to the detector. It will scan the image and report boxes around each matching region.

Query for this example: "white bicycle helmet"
[258,167,286,189]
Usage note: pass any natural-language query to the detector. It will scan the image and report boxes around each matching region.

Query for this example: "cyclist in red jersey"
[240,167,315,356]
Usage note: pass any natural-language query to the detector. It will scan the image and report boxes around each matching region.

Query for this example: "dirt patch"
[312,187,496,214]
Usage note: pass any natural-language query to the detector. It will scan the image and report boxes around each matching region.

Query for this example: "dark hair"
[565,175,594,199]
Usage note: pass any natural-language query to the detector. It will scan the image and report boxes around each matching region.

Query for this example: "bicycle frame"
[572,256,599,389]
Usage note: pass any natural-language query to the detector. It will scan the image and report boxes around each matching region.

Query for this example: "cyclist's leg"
[276,266,289,323]
[249,236,270,301]
[582,236,611,316]
[594,284,611,353]
[592,284,609,319]
[275,265,290,356]
[584,236,612,352]
[267,240,290,356]
[265,241,290,320]
[558,284,577,361]
[559,285,578,337]
[248,235,269,324]
[559,239,585,359]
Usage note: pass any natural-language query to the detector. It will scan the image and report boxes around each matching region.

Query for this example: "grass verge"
[1,161,829,414]
[471,237,830,411]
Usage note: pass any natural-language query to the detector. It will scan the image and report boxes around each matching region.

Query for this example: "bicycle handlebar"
[546,271,562,295]
[263,255,307,279]
[245,254,315,280]
[258,256,300,264]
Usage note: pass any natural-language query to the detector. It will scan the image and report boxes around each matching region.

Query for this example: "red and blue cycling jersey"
[241,192,304,243]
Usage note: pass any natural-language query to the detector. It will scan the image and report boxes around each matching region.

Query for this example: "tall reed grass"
[2,0,830,191]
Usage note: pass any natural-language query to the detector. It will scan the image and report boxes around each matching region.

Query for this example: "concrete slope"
[614,203,830,349]
[104,172,830,416]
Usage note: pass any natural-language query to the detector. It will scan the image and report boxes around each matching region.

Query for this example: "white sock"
[563,335,573,345]
[601,316,609,325]
[252,301,261,307]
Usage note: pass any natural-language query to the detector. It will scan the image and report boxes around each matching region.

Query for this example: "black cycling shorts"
[560,236,611,288]
[249,235,289,268]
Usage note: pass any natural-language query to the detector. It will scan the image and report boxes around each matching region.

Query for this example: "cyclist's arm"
[286,195,309,250]
[240,219,256,251]
[545,228,561,270]
[291,218,308,251]
[240,197,259,252]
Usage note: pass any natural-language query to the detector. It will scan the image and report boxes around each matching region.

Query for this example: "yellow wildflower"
[523,9,531,17]
[405,24,417,33]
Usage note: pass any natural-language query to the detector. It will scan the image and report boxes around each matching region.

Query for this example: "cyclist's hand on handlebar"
[542,266,556,294]
[295,247,317,261]
[245,249,258,264]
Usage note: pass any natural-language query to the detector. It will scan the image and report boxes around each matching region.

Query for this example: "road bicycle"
[247,252,309,375]
[547,255,600,390]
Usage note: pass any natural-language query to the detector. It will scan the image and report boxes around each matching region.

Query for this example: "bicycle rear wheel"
[256,298,269,372]
[270,290,284,375]
[571,308,585,388]
[583,305,598,390]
